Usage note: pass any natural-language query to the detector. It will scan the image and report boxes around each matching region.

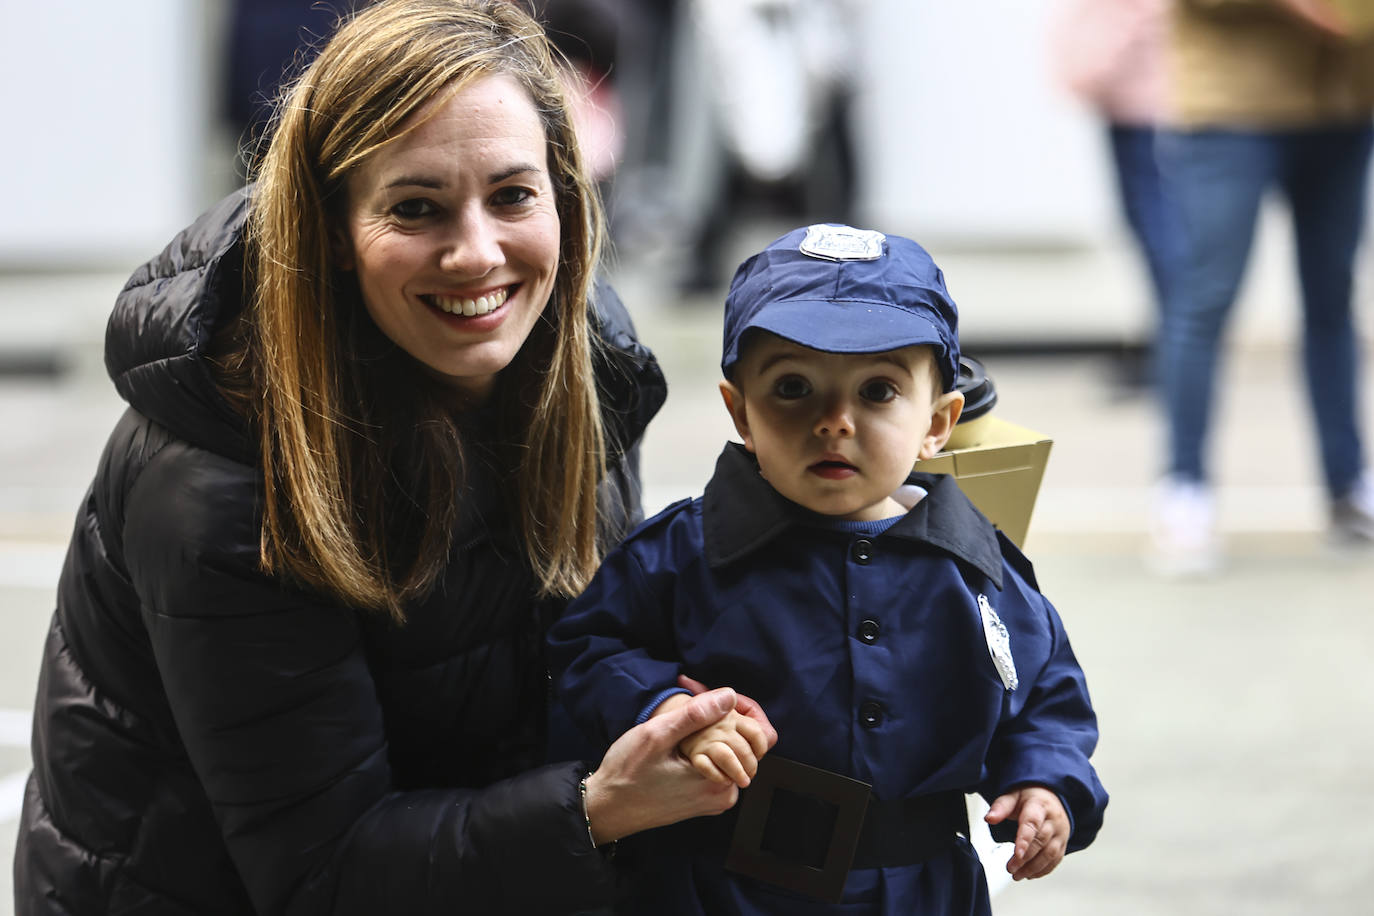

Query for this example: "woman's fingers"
[650,687,736,747]
[677,674,778,749]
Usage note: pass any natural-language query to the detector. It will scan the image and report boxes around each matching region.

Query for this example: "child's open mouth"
[809,459,857,479]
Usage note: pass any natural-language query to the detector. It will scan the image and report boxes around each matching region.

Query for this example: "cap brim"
[736,298,948,360]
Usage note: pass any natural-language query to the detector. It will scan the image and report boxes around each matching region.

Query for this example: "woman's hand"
[675,674,779,750]
[582,687,745,845]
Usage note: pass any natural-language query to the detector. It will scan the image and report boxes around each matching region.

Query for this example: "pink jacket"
[1051,0,1171,125]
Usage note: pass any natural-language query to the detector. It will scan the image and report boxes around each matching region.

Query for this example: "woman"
[13,2,772,913]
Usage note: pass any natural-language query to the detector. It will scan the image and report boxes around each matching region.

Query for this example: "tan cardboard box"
[1330,1,1374,38]
[915,417,1052,548]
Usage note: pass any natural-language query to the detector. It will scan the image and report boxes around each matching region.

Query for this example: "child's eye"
[391,198,437,220]
[860,380,898,403]
[773,375,812,399]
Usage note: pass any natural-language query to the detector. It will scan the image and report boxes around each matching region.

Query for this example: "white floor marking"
[0,769,28,823]
[968,793,1015,897]
[0,541,64,590]
[1,708,32,748]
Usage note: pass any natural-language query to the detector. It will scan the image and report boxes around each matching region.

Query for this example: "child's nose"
[814,402,855,438]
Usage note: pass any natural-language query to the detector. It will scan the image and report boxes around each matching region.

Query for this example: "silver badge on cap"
[799,224,885,261]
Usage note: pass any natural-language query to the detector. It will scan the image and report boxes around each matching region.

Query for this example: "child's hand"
[678,708,771,787]
[651,693,771,788]
[985,785,1070,881]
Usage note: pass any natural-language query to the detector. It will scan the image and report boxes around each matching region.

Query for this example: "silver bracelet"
[579,771,599,849]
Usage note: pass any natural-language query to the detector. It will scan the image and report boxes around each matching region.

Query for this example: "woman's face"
[342,73,561,402]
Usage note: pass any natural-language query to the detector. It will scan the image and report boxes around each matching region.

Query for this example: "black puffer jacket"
[13,189,667,915]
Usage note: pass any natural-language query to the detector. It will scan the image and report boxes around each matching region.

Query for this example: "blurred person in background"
[223,0,349,177]
[13,2,777,913]
[528,0,639,193]
[672,0,864,294]
[1149,0,1374,574]
[1051,0,1183,394]
[224,0,637,189]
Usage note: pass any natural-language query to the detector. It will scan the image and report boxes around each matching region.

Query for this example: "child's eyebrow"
[753,350,919,377]
[872,353,918,374]
[752,352,799,376]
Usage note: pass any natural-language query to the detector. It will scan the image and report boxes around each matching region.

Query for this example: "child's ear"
[719,380,756,452]
[919,390,964,460]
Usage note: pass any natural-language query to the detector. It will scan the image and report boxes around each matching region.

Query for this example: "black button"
[857,619,880,644]
[859,701,884,729]
[850,538,874,564]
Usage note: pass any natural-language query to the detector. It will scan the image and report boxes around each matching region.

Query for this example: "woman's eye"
[774,376,811,399]
[391,198,436,220]
[491,186,534,207]
[860,380,898,403]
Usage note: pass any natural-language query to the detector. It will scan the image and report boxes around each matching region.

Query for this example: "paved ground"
[2,245,1373,914]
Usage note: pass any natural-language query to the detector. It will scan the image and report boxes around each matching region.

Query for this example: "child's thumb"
[984,792,1017,823]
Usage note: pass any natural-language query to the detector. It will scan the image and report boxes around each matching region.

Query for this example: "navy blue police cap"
[721,224,961,391]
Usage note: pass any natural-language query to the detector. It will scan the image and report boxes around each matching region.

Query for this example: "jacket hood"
[106,188,255,462]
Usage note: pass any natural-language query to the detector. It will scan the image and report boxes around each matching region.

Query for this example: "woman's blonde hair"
[234,0,608,619]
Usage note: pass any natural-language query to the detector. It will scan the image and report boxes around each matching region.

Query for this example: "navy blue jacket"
[550,442,1107,915]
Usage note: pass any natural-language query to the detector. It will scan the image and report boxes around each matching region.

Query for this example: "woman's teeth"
[430,287,509,316]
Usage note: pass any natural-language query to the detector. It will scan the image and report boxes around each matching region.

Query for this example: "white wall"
[0,0,219,269]
[853,0,1112,245]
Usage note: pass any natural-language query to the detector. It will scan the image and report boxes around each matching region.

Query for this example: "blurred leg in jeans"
[1108,124,1188,390]
[1282,124,1373,501]
[1150,130,1275,573]
[1109,124,1183,312]
[1156,129,1275,485]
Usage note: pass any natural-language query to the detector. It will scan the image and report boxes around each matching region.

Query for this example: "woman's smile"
[421,284,513,318]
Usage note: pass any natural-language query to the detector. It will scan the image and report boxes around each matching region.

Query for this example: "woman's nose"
[438,209,503,275]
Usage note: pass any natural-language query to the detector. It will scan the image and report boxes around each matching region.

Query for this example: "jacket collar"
[702,442,1003,588]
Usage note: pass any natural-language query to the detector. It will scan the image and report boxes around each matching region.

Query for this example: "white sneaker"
[1148,477,1220,577]
[1330,472,1374,545]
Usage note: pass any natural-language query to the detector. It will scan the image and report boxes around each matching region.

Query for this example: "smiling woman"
[12,2,777,914]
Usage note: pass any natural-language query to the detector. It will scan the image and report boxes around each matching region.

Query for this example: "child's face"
[720,334,964,522]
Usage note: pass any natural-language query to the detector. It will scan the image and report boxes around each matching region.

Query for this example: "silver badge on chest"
[978,593,1018,691]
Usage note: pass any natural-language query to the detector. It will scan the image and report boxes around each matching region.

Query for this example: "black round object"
[859,701,884,729]
[954,355,997,423]
[857,619,881,644]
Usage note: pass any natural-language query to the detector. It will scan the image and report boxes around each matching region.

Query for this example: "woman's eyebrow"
[488,163,542,183]
[384,174,446,190]
[380,163,542,191]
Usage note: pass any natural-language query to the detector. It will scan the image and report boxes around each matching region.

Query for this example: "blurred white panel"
[0,0,210,267]
[853,0,1113,245]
